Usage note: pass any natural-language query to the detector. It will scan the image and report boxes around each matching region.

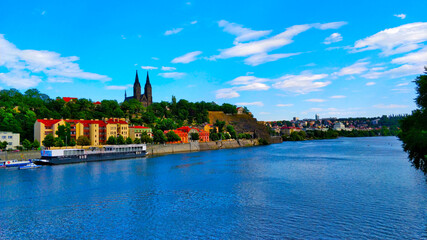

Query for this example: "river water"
[0,137,426,239]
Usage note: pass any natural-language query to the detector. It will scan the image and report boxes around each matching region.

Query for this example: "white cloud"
[373,104,408,109]
[330,95,346,99]
[396,82,409,87]
[41,11,46,15]
[105,84,132,90]
[213,21,346,66]
[335,61,369,76]
[191,20,197,25]
[171,51,202,63]
[353,22,427,56]
[314,21,348,30]
[324,33,343,44]
[276,103,294,107]
[363,63,425,80]
[215,75,270,99]
[141,66,158,70]
[152,57,159,60]
[391,46,427,64]
[394,14,406,19]
[235,101,264,106]
[305,98,326,102]
[259,112,270,115]
[158,72,186,79]
[244,52,301,66]
[161,66,176,71]
[164,28,183,36]
[47,77,73,83]
[272,72,331,94]
[0,34,111,89]
[366,82,376,86]
[218,20,272,43]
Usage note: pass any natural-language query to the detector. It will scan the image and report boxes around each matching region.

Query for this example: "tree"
[190,132,199,141]
[69,139,76,147]
[153,130,167,143]
[140,132,153,144]
[22,139,32,150]
[214,120,226,133]
[398,67,427,173]
[134,138,141,144]
[76,136,90,146]
[0,141,8,150]
[226,125,237,139]
[54,137,64,147]
[32,140,40,149]
[117,135,125,145]
[166,131,181,142]
[106,136,117,145]
[42,134,55,148]
[55,123,71,145]
[126,137,133,144]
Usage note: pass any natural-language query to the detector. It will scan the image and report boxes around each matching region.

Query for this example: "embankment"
[147,139,259,156]
[0,150,40,161]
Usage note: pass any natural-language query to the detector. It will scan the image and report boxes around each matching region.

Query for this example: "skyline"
[1,0,427,121]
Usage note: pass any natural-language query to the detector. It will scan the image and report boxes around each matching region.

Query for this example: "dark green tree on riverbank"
[398,67,427,173]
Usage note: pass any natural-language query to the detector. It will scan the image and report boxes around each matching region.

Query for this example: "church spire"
[125,90,127,99]
[133,70,141,99]
[135,70,140,84]
[146,72,150,85]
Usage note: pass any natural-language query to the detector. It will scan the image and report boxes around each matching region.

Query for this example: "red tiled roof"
[130,126,150,129]
[62,97,78,102]
[93,101,102,105]
[37,119,62,127]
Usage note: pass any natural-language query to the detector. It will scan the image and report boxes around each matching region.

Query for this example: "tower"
[144,72,152,105]
[133,70,141,100]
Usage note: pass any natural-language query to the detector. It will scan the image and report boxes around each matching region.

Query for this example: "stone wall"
[0,150,41,161]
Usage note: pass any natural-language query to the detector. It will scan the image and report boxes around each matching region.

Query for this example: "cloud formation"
[0,34,111,89]
[272,72,331,94]
[161,66,176,71]
[305,98,326,102]
[171,51,202,63]
[218,20,272,43]
[276,103,294,107]
[235,101,264,106]
[353,22,427,56]
[164,28,183,36]
[105,84,132,90]
[335,61,369,76]
[216,75,270,99]
[394,14,406,19]
[373,104,408,109]
[141,66,158,70]
[324,33,343,44]
[158,72,186,79]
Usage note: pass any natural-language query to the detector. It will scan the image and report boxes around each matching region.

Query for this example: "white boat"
[4,159,31,168]
[19,162,41,169]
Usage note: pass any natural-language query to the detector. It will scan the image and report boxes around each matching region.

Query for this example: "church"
[125,70,153,107]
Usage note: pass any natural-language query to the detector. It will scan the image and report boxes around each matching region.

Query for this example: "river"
[0,137,426,239]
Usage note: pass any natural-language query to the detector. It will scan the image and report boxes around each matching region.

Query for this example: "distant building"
[280,126,301,136]
[236,107,244,114]
[0,132,20,150]
[164,126,209,143]
[333,122,345,131]
[129,126,152,141]
[293,117,299,121]
[315,114,320,121]
[124,70,153,108]
[62,97,78,103]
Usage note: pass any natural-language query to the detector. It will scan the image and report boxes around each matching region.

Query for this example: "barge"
[34,144,146,165]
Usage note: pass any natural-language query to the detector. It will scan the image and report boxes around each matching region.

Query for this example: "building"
[293,117,299,121]
[0,132,20,150]
[315,114,320,121]
[333,122,345,131]
[164,126,210,143]
[280,126,301,136]
[34,118,129,146]
[124,70,153,107]
[129,126,153,141]
[236,107,244,114]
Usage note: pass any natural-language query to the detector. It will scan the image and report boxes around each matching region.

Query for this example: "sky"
[0,0,426,121]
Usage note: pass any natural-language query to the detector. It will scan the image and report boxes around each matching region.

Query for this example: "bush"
[153,130,167,143]
[190,132,199,141]
[258,138,269,145]
[117,135,125,145]
[106,136,117,145]
[166,131,181,142]
[76,136,90,146]
[126,137,133,144]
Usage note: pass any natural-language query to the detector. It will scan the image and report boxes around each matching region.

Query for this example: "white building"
[333,122,345,131]
[0,132,20,150]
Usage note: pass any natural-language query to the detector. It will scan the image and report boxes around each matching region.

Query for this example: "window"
[8,142,12,145]
[2,136,5,139]
[8,136,12,139]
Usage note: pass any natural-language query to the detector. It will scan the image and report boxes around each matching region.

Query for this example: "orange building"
[164,126,210,143]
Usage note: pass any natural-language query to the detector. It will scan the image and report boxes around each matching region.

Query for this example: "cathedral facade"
[125,71,153,107]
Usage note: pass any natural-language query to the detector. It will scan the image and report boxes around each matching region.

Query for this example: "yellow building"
[34,118,129,147]
[129,126,153,141]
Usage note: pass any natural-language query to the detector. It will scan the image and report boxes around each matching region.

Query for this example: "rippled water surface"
[1,137,426,239]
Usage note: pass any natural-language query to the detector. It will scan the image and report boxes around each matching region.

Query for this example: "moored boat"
[4,159,31,168]
[19,163,41,169]
[33,144,147,165]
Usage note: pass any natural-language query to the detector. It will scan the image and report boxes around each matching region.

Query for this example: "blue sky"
[0,0,426,121]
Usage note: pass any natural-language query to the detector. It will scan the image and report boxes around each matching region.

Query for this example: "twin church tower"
[124,70,153,107]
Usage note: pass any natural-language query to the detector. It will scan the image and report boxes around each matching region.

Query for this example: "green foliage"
[134,138,141,144]
[69,139,76,147]
[77,136,91,146]
[155,118,178,131]
[140,132,153,144]
[224,133,231,140]
[190,132,199,141]
[55,123,71,145]
[106,136,117,145]
[226,125,237,139]
[117,135,125,145]
[209,132,220,141]
[398,69,427,173]
[126,137,133,144]
[238,133,252,139]
[0,141,8,150]
[214,120,226,132]
[22,139,32,150]
[54,137,64,147]
[166,131,181,142]
[42,134,55,147]
[258,138,269,145]
[153,130,167,143]
[33,140,40,149]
